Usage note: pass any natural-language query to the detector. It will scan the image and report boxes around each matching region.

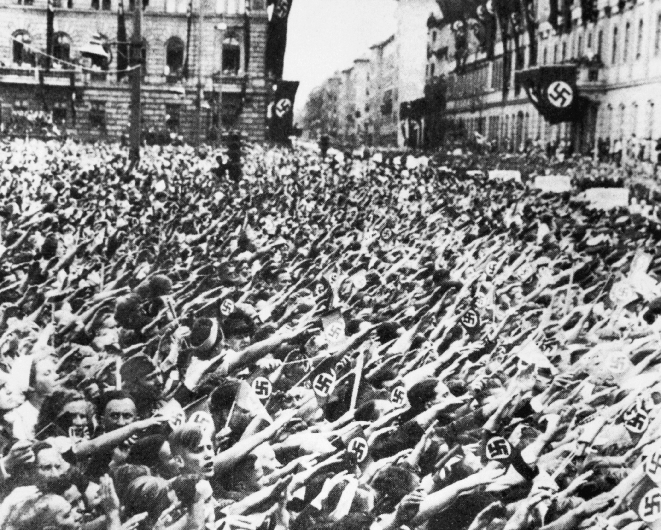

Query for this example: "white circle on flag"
[220,299,235,316]
[252,377,272,399]
[547,81,574,108]
[625,408,649,434]
[275,98,292,118]
[606,352,629,374]
[188,411,215,436]
[646,448,661,484]
[639,487,661,523]
[390,386,407,407]
[486,436,512,461]
[352,272,367,290]
[347,437,369,462]
[313,372,336,397]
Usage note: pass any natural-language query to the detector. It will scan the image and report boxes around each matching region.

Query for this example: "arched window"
[597,29,603,57]
[577,35,582,58]
[12,31,34,66]
[611,26,618,64]
[222,36,241,75]
[637,19,644,59]
[624,22,630,63]
[53,33,72,64]
[165,37,184,76]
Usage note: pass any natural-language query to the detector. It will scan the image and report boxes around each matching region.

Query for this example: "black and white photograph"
[1,1,661,530]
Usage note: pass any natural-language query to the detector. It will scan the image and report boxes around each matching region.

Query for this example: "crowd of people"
[0,137,660,530]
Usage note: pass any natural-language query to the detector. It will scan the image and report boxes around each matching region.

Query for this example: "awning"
[79,42,108,59]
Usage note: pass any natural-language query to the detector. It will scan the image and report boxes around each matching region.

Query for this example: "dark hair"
[354,401,379,422]
[209,378,242,414]
[98,390,135,415]
[111,464,151,504]
[123,476,171,523]
[407,379,438,410]
[171,474,202,507]
[371,465,420,515]
[126,435,167,469]
[35,389,88,439]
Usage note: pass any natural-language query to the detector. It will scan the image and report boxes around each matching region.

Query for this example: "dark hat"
[114,294,151,330]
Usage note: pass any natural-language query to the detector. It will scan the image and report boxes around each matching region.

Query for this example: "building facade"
[426,0,661,159]
[368,35,398,147]
[0,0,271,142]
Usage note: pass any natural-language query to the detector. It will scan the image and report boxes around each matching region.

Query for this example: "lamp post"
[215,22,227,147]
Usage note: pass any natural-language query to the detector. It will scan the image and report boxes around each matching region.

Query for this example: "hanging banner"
[265,0,294,79]
[516,65,582,124]
[269,80,299,143]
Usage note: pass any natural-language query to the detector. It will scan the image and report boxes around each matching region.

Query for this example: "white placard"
[535,175,572,193]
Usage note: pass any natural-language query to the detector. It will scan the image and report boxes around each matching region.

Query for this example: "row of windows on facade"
[11,99,185,130]
[14,0,264,13]
[457,99,657,148]
[427,12,661,84]
[10,31,242,75]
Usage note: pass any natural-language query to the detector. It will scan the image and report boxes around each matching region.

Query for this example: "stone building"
[0,0,270,142]
[368,34,398,147]
[426,0,661,159]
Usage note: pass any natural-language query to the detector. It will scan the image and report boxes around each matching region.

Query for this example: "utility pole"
[194,0,204,146]
[128,0,143,164]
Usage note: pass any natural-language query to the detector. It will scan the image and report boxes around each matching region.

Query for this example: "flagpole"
[195,0,204,147]
[128,0,142,164]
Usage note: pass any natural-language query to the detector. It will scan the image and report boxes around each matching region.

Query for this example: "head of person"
[122,476,174,529]
[354,399,395,423]
[32,442,71,488]
[209,378,254,435]
[222,443,281,493]
[126,434,179,479]
[222,312,255,351]
[110,464,151,505]
[11,494,82,530]
[0,376,25,413]
[371,464,421,515]
[171,475,215,528]
[120,355,163,405]
[169,424,215,478]
[407,378,452,411]
[36,389,91,440]
[29,355,60,399]
[98,390,137,432]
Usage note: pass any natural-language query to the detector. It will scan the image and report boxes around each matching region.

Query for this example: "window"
[165,37,184,76]
[657,13,661,56]
[578,35,582,58]
[632,102,638,136]
[382,89,393,116]
[12,31,34,66]
[430,63,435,77]
[89,101,106,129]
[432,30,437,42]
[553,44,558,63]
[102,0,111,9]
[222,36,241,75]
[648,101,655,139]
[543,46,547,65]
[53,102,67,123]
[165,104,181,131]
[598,30,603,57]
[612,26,618,64]
[637,20,644,59]
[624,22,630,63]
[53,33,72,64]
[561,42,566,62]
[13,100,28,110]
[587,31,592,50]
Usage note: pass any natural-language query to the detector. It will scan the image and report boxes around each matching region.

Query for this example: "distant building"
[0,0,270,142]
[426,0,661,159]
[394,0,439,148]
[368,34,397,147]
